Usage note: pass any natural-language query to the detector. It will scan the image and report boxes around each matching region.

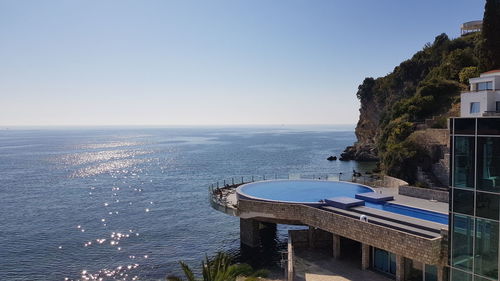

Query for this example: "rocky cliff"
[341,33,481,182]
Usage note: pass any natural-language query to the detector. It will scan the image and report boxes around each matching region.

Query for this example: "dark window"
[453,189,475,215]
[425,264,438,281]
[474,218,499,280]
[477,137,500,192]
[476,192,499,220]
[451,269,472,281]
[453,137,475,188]
[404,258,423,281]
[454,118,476,135]
[477,118,500,135]
[497,102,500,113]
[451,214,474,271]
[373,248,396,275]
[449,136,453,196]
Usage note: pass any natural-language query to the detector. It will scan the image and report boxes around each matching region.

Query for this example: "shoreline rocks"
[339,145,379,161]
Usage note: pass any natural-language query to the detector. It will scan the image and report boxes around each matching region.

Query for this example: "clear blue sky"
[0,0,486,126]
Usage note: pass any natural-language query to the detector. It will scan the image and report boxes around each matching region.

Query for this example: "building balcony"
[483,111,500,117]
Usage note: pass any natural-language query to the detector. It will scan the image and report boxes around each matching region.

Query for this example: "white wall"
[461,92,489,117]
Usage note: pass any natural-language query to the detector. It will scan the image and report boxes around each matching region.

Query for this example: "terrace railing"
[208,172,389,211]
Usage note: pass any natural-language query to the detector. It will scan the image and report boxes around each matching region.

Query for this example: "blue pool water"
[365,202,448,225]
[238,180,372,203]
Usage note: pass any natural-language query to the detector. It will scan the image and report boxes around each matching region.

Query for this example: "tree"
[479,0,500,71]
[167,252,268,281]
[459,66,479,84]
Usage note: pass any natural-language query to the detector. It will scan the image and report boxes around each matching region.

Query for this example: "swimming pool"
[365,202,448,225]
[236,180,372,205]
[236,180,448,224]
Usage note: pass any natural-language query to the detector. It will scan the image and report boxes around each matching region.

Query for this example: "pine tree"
[479,0,500,71]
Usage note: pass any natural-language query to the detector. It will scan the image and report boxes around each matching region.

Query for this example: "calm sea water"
[0,126,373,281]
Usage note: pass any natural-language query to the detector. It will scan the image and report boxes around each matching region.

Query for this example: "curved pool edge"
[236,179,375,206]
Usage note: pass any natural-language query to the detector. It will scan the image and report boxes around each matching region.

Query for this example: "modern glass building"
[449,117,500,281]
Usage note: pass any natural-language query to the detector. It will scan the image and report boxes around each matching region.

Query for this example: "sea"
[0,126,375,281]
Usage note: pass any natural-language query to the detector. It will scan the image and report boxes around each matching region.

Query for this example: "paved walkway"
[294,249,393,281]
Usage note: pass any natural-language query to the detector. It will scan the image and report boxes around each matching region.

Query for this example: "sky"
[0,0,486,126]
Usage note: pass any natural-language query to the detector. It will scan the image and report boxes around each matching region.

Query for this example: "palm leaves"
[167,252,268,281]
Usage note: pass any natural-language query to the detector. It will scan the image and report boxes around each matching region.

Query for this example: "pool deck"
[372,186,448,214]
[223,183,448,216]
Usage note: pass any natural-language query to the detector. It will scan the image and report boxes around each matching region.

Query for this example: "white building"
[460,20,482,35]
[460,70,500,117]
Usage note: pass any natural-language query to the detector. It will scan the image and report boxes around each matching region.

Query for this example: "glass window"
[454,118,476,135]
[470,102,481,114]
[404,258,423,281]
[477,137,500,193]
[389,252,396,275]
[451,269,472,281]
[497,102,500,113]
[474,276,495,281]
[424,264,437,281]
[478,119,500,135]
[474,218,499,280]
[453,137,475,189]
[449,136,453,198]
[452,214,474,271]
[477,81,493,91]
[476,192,499,220]
[372,248,396,276]
[453,189,474,215]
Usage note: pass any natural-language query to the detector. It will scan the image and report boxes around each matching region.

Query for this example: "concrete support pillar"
[332,234,341,259]
[287,239,294,281]
[240,218,260,247]
[361,243,370,270]
[308,226,314,248]
[395,255,405,281]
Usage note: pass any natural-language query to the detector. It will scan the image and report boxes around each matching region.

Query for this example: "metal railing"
[208,172,386,210]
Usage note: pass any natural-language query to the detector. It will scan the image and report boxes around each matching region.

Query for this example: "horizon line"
[0,123,356,129]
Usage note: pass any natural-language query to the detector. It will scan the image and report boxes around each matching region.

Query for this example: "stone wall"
[374,175,409,188]
[399,185,449,203]
[238,199,446,266]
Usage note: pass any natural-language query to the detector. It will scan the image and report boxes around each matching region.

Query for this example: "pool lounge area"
[236,180,448,225]
[210,177,450,281]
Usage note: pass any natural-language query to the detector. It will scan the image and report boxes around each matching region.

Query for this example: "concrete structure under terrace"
[210,176,450,281]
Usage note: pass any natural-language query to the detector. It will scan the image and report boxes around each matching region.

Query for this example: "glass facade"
[477,137,500,192]
[453,137,475,189]
[450,118,500,281]
[451,214,474,271]
[373,247,396,275]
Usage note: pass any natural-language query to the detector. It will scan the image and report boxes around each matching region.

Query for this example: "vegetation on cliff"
[478,0,500,71]
[364,33,478,182]
[345,1,500,184]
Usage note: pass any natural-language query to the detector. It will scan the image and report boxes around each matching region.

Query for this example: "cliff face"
[341,33,481,182]
[341,80,381,161]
